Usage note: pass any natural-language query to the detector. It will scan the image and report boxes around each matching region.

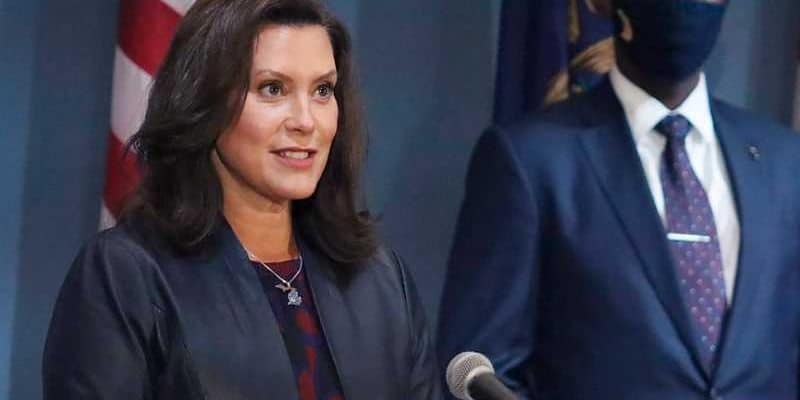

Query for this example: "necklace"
[244,247,303,307]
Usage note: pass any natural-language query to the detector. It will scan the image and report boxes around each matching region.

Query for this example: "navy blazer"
[438,80,800,399]
[43,220,441,399]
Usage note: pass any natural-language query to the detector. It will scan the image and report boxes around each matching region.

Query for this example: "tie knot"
[655,115,692,142]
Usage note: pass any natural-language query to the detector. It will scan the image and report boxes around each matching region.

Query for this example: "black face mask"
[615,0,727,81]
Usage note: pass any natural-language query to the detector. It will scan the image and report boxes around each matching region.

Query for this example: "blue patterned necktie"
[656,114,727,368]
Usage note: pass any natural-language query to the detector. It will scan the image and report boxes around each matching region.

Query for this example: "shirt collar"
[609,65,715,144]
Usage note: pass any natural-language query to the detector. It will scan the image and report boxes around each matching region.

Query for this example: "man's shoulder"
[498,94,597,146]
[489,88,622,167]
[514,92,592,126]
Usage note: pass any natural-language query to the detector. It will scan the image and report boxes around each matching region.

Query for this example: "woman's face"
[213,24,338,207]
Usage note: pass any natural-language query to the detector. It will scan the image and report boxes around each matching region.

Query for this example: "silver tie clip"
[667,232,711,243]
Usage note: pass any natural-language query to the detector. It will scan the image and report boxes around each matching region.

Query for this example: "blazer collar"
[217,224,370,400]
[173,222,298,399]
[576,80,713,380]
[296,235,374,400]
[707,101,771,384]
[576,82,774,383]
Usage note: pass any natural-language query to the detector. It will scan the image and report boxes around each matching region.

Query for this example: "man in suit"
[438,0,800,398]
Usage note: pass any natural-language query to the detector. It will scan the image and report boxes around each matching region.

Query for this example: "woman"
[42,1,440,399]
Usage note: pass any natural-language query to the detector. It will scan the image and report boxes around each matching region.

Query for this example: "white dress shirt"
[609,66,741,303]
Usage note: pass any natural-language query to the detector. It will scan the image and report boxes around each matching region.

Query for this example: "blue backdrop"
[0,1,797,398]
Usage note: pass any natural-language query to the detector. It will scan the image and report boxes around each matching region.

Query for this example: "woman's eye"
[260,82,283,97]
[316,83,334,98]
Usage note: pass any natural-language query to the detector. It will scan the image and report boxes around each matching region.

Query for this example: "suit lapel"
[297,236,367,400]
[710,103,771,381]
[577,81,711,379]
[175,224,298,400]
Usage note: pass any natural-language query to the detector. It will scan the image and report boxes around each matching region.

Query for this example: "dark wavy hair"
[124,0,377,265]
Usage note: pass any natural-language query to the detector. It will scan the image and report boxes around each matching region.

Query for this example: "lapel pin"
[748,145,760,161]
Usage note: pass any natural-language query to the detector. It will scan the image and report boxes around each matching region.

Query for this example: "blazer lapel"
[296,236,369,400]
[710,102,771,382]
[175,224,298,400]
[577,81,710,379]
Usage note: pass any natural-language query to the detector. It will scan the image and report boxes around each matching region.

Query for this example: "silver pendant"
[276,283,302,306]
[287,288,302,306]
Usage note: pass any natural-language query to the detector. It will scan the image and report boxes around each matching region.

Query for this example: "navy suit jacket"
[438,80,800,399]
[43,220,441,399]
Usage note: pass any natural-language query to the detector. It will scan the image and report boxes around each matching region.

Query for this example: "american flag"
[100,0,195,228]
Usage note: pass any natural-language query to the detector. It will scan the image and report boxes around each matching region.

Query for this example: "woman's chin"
[264,186,319,203]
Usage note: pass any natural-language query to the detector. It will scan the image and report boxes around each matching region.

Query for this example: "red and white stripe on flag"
[100,0,195,229]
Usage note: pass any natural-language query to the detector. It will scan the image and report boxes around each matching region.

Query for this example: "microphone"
[446,352,517,400]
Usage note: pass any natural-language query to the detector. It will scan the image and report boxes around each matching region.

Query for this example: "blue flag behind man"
[493,0,615,125]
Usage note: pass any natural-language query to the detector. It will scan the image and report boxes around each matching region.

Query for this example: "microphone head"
[446,351,495,400]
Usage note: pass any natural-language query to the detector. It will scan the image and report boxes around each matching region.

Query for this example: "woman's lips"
[271,149,316,169]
